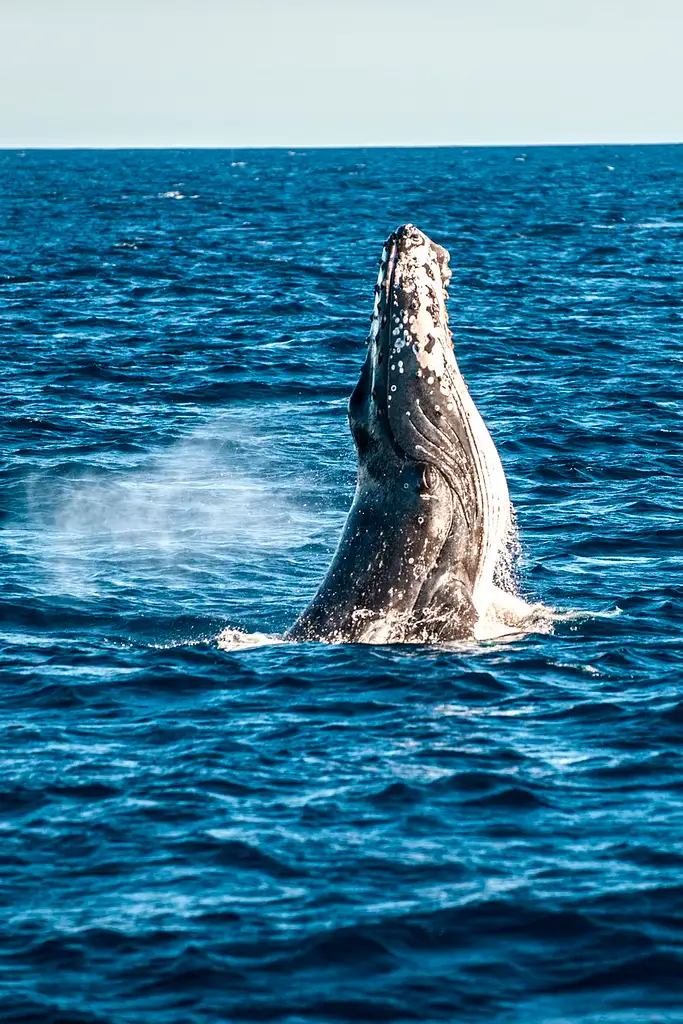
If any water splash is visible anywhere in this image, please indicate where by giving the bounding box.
[215,627,287,651]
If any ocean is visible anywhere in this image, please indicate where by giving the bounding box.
[1,146,682,1022]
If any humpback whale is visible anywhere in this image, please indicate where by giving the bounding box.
[288,224,524,644]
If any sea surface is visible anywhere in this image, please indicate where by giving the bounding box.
[1,146,682,1023]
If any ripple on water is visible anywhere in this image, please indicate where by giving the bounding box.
[1,146,682,1022]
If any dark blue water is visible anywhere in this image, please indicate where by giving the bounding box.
[1,147,682,1023]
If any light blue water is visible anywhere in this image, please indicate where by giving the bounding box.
[1,146,682,1023]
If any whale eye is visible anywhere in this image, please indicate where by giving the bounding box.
[421,464,439,493]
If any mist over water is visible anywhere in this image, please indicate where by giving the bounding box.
[17,412,324,605]
[1,147,683,1023]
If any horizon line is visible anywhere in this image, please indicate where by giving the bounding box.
[1,139,682,152]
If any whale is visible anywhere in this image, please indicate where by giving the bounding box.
[287,224,523,644]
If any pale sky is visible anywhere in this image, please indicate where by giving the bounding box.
[1,0,681,148]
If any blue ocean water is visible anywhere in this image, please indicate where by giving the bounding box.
[1,146,682,1023]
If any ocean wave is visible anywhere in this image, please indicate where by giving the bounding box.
[1,146,682,1023]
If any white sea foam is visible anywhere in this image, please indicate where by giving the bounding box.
[215,628,286,651]
[635,220,683,230]
[212,598,618,650]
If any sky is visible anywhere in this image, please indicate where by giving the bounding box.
[0,0,681,148]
